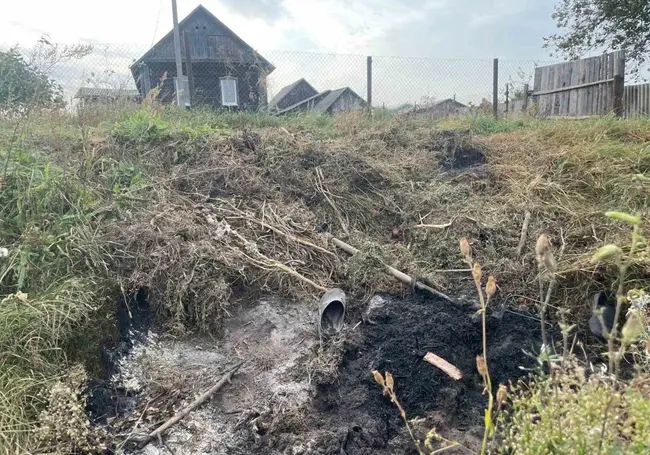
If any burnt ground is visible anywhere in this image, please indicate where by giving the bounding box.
[262,292,543,455]
[95,287,544,455]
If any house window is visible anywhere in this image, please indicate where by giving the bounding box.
[220,77,238,106]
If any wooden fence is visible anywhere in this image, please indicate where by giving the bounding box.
[623,83,650,118]
[528,51,625,118]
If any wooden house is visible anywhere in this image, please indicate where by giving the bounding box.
[130,5,274,110]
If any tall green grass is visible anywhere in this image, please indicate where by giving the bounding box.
[0,148,113,450]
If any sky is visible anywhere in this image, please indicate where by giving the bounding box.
[0,0,559,106]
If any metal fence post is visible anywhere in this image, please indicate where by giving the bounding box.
[367,56,373,114]
[493,58,499,119]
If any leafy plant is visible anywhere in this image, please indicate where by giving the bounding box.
[591,211,646,376]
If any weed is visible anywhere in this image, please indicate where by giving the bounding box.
[460,238,499,455]
[371,371,464,454]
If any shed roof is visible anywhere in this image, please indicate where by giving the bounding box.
[276,90,331,115]
[312,87,365,113]
[268,78,317,111]
[74,87,140,99]
[132,4,274,71]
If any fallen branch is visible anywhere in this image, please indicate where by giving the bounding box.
[230,229,328,292]
[516,211,532,259]
[135,362,244,449]
[329,235,459,306]
[433,268,472,273]
[231,215,335,257]
[412,217,456,229]
[423,352,463,380]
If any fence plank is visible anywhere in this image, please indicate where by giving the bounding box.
[569,60,579,116]
[613,51,625,116]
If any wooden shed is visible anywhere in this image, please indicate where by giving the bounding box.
[268,79,318,112]
[74,87,140,108]
[277,87,366,115]
[130,4,274,110]
[404,99,468,119]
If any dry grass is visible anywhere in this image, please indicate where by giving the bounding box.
[1,104,649,451]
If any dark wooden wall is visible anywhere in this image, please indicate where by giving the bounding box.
[144,11,260,64]
[143,61,267,110]
[328,90,366,114]
[276,81,318,111]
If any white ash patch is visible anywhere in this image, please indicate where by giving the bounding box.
[114,297,317,454]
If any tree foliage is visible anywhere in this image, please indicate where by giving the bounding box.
[545,0,650,77]
[0,47,63,110]
[0,37,93,113]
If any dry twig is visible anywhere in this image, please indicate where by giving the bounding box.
[134,362,244,449]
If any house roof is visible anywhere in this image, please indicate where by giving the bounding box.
[432,98,468,108]
[131,4,274,72]
[268,78,317,111]
[74,87,140,99]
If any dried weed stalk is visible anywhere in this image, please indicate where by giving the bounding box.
[460,237,499,455]
[371,371,462,454]
[535,233,557,351]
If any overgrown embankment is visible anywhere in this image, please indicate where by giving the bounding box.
[1,106,649,451]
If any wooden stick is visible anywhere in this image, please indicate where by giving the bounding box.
[516,211,532,260]
[423,352,463,380]
[412,219,454,229]
[136,362,244,449]
[329,236,459,306]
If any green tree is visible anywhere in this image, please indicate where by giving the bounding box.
[545,0,650,76]
[0,47,63,110]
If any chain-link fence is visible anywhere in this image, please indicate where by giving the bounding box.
[0,41,555,114]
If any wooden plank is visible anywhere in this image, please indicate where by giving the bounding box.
[533,66,543,114]
[587,56,594,115]
[569,60,579,116]
[600,53,608,114]
[546,65,555,116]
[561,61,570,115]
[553,62,562,115]
[613,50,625,116]
[537,66,546,115]
[582,58,591,116]
[602,53,616,114]
[531,78,616,96]
[577,58,586,116]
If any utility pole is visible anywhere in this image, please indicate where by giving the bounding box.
[171,0,184,106]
